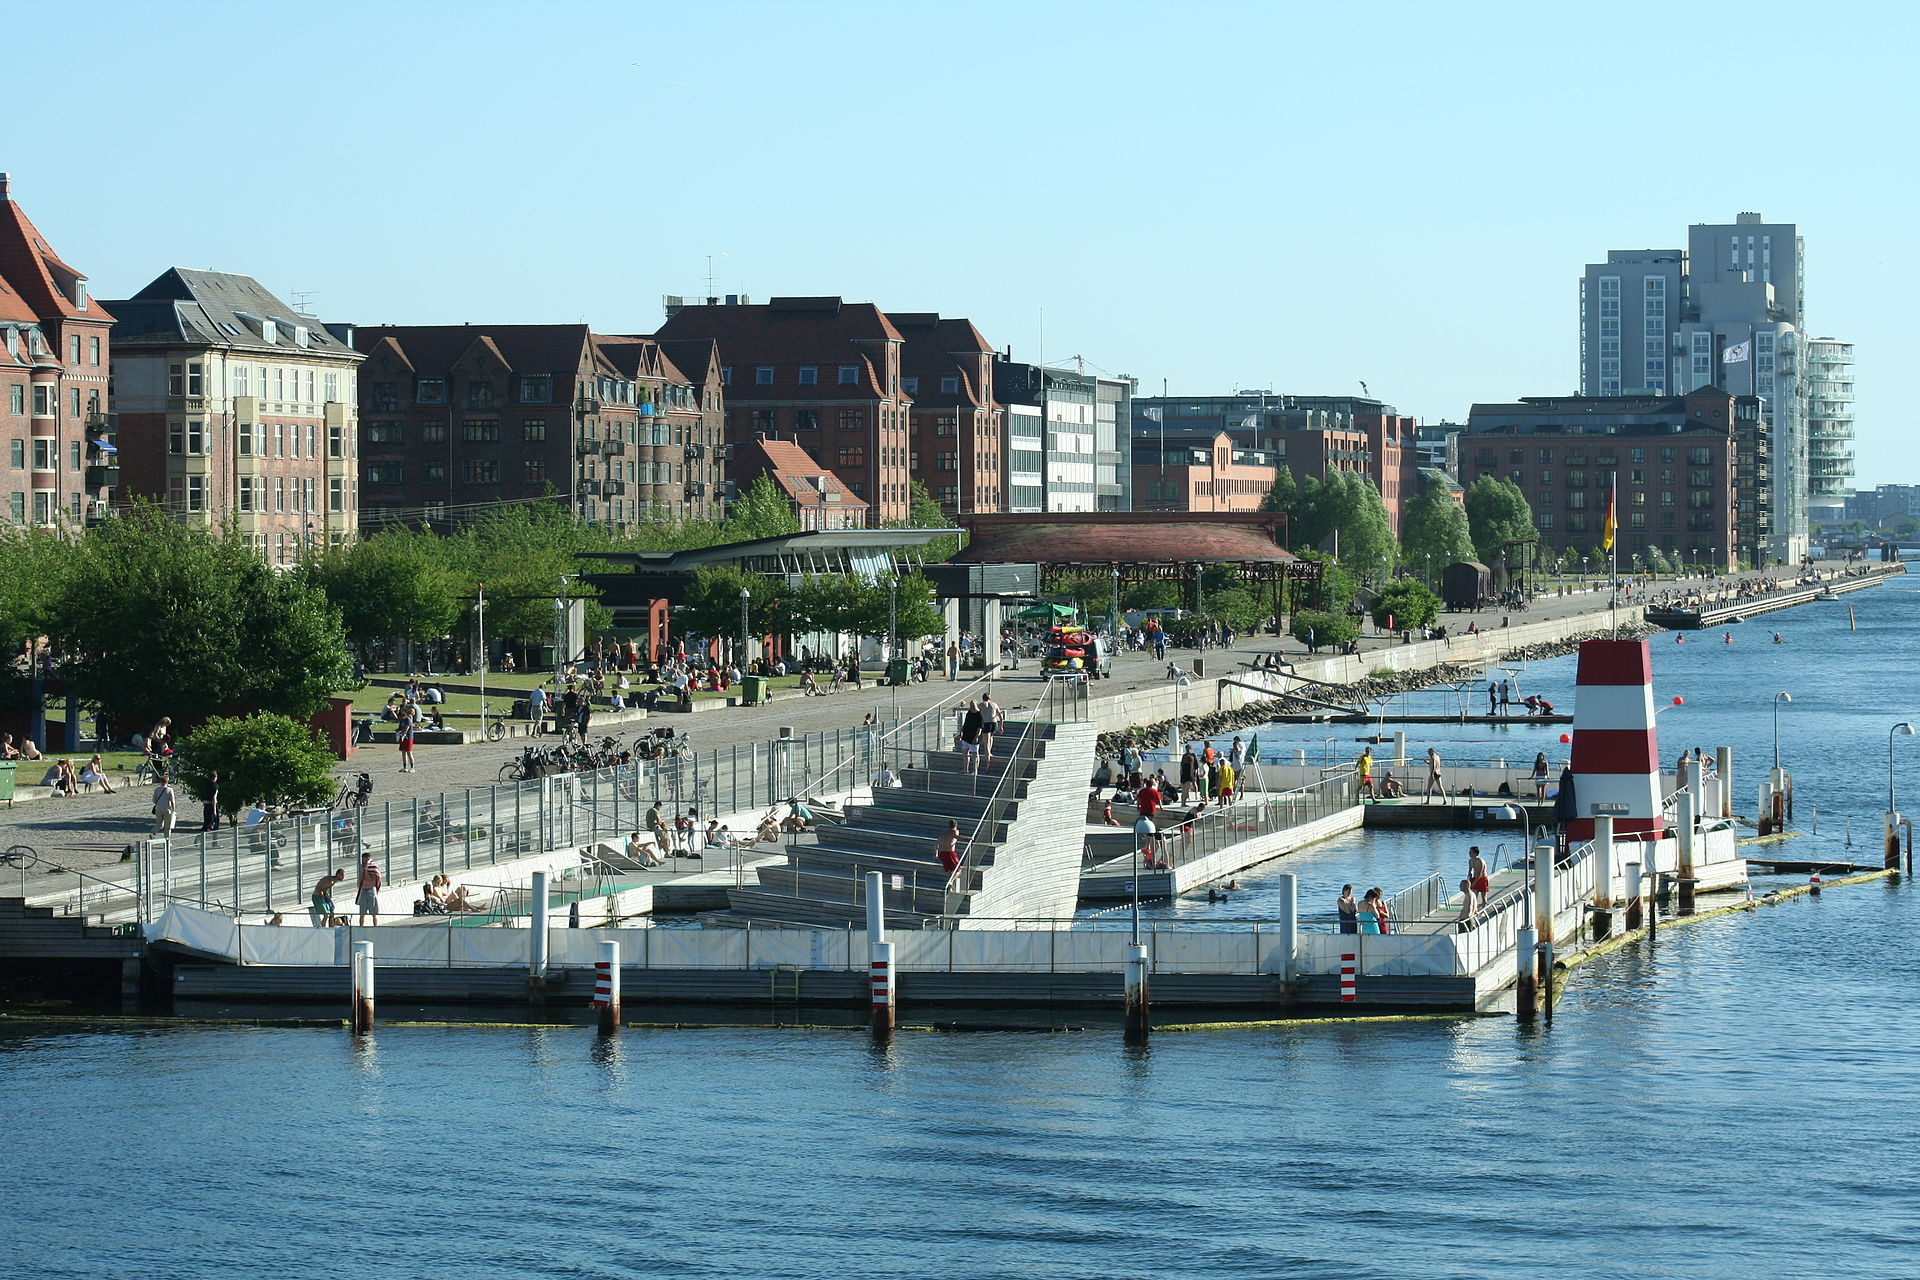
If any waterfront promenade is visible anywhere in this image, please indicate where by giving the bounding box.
[1,562,1891,904]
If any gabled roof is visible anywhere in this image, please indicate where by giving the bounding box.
[734,436,869,514]
[106,268,354,356]
[352,323,595,376]
[654,297,902,400]
[655,337,722,387]
[892,312,996,409]
[0,174,111,326]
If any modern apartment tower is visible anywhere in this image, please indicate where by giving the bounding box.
[1804,337,1854,523]
[1580,213,1834,562]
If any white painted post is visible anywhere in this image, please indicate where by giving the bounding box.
[1622,859,1644,930]
[1886,811,1904,872]
[1676,790,1699,913]
[594,939,621,1032]
[1717,746,1733,818]
[1123,942,1150,1040]
[982,598,1003,680]
[530,870,550,979]
[1273,873,1298,982]
[351,939,374,1033]
[864,869,884,949]
[1393,731,1406,767]
[1592,814,1616,909]
[1293,748,1307,766]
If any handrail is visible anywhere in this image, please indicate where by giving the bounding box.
[940,675,1074,918]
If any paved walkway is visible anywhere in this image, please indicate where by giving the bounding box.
[0,564,1849,891]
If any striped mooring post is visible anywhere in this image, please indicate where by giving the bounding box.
[1566,638,1666,848]
[865,870,893,1038]
[593,939,621,1033]
[1338,951,1357,1004]
[350,939,375,1035]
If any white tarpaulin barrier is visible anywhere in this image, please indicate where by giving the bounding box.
[1296,933,1465,977]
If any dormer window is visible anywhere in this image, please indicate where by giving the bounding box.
[294,326,309,348]
[74,280,87,312]
[261,319,278,344]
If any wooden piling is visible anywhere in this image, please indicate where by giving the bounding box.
[1515,927,1538,1022]
[1123,943,1151,1042]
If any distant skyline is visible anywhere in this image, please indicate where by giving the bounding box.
[9,0,1915,484]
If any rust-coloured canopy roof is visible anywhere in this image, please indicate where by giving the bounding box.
[952,513,1295,566]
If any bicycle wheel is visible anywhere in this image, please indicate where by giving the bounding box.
[486,719,506,742]
[498,762,523,782]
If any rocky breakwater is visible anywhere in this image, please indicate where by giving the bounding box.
[1094,624,1657,758]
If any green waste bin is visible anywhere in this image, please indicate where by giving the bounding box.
[887,658,911,686]
[741,674,769,706]
[0,760,15,805]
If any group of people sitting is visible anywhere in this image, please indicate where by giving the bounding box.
[412,874,489,915]
[3,737,118,796]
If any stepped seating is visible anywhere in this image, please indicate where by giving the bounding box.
[721,718,1078,929]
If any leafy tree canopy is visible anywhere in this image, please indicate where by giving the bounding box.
[1464,476,1536,567]
[1398,488,1475,581]
[173,712,339,815]
[1369,580,1441,630]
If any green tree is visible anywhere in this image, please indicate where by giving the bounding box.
[1290,475,1332,552]
[1398,488,1475,584]
[301,529,462,652]
[1369,580,1441,630]
[1260,466,1297,517]
[723,474,802,542]
[1290,609,1358,651]
[47,505,352,729]
[1323,473,1397,582]
[1464,476,1535,568]
[679,566,788,644]
[892,479,961,563]
[1292,550,1355,613]
[173,712,339,816]
[876,571,943,645]
[0,524,71,657]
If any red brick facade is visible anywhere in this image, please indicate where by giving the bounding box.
[892,313,1002,514]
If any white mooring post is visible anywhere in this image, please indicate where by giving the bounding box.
[595,939,621,1033]
[1532,840,1555,948]
[1675,790,1697,913]
[1622,860,1644,931]
[530,870,550,981]
[1273,873,1298,983]
[1717,746,1734,818]
[1123,943,1150,1042]
[1515,926,1539,1022]
[351,939,375,1034]
[866,871,893,1037]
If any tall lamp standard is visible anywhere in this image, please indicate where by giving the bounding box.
[1109,566,1121,639]
[1888,722,1915,817]
[739,587,751,671]
[1167,666,1193,761]
[475,583,487,731]
[1890,722,1917,871]
[1771,691,1792,770]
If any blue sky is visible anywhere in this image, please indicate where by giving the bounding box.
[11,0,1915,482]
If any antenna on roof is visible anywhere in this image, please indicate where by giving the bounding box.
[1359,380,1370,397]
[291,291,318,317]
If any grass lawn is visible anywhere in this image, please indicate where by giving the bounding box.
[339,673,833,720]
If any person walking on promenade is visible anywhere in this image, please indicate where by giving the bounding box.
[355,851,383,925]
[396,701,418,773]
[529,683,547,734]
[1228,736,1245,772]
[1179,745,1200,804]
[151,773,177,838]
[1466,845,1491,913]
[957,701,985,775]
[1355,747,1376,799]
[201,770,221,832]
[946,640,960,681]
[1337,884,1359,934]
[1531,752,1549,802]
[1424,747,1444,803]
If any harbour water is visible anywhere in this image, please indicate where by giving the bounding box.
[7,581,1920,1278]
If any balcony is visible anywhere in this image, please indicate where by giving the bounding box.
[605,479,628,496]
[578,478,602,496]
[576,398,602,416]
[684,443,706,461]
[685,482,707,498]
[576,437,600,456]
[84,411,118,430]
[85,464,120,490]
[601,438,627,457]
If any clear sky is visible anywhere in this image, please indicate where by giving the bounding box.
[9,0,1915,482]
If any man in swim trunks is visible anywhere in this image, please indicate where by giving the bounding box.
[311,868,346,927]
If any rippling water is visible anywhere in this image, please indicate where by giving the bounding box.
[7,582,1920,1279]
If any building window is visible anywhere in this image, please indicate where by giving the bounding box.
[755,367,774,386]
[417,378,447,404]
[795,410,819,430]
[468,379,495,408]
[838,366,859,386]
[422,461,446,484]
[520,375,552,404]
[837,444,866,468]
[32,438,55,470]
[523,419,547,442]
[32,385,54,417]
[524,459,546,483]
[365,462,404,485]
[798,366,818,385]
[370,381,398,411]
[751,409,774,432]
[8,385,21,415]
[465,459,500,483]
[418,423,447,445]
[838,410,863,430]
[462,420,500,443]
[941,376,959,395]
[1689,448,1711,466]
[366,422,404,444]
[329,477,346,513]
[1538,470,1554,486]
[1661,490,1676,507]
[720,367,732,386]
[6,492,21,524]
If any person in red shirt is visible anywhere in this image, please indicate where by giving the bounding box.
[1135,779,1162,819]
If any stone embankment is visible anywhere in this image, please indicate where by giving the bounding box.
[1093,624,1656,758]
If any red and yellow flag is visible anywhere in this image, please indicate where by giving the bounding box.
[1602,484,1617,552]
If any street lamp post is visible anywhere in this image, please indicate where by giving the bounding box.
[1771,692,1792,770]
[1890,722,1918,871]
[1109,566,1121,638]
[739,587,751,670]
[1889,722,1915,816]
[1168,667,1192,761]
[475,583,487,729]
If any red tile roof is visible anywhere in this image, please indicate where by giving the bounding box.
[353,323,596,376]
[0,177,112,326]
[952,513,1296,565]
[654,298,902,401]
[733,435,869,515]
[893,312,996,408]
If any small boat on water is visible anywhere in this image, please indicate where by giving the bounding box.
[1815,588,1840,601]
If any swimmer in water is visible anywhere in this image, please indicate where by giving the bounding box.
[1723,632,1733,643]
[1675,634,1686,644]
[1772,632,1783,644]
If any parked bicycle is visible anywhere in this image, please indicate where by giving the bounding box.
[481,702,509,743]
[329,771,373,810]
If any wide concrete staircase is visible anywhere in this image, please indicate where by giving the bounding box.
[719,717,1097,930]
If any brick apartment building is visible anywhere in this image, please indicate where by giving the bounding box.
[1132,393,1420,532]
[1464,387,1752,569]
[655,296,913,524]
[891,312,1002,514]
[1132,429,1279,512]
[350,325,725,531]
[106,270,362,562]
[0,174,116,529]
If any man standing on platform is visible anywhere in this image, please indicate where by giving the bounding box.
[1424,747,1445,803]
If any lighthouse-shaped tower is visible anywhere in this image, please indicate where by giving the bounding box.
[1566,638,1665,843]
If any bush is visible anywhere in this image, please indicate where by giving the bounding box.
[173,712,339,819]
[1291,609,1358,652]
[1369,580,1441,630]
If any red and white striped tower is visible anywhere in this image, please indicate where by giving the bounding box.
[1567,638,1665,844]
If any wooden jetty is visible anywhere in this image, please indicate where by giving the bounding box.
[1644,564,1902,630]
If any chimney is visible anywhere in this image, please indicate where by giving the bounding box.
[0,172,10,200]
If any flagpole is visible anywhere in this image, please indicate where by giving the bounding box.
[1609,473,1619,638]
